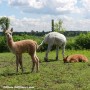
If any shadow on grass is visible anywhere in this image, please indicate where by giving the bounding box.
[0,71,31,77]
[47,59,59,62]
[40,59,61,63]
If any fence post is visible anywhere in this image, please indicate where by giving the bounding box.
[51,19,54,32]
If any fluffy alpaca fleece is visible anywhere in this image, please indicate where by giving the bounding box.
[38,32,66,61]
[5,28,39,73]
[63,54,88,63]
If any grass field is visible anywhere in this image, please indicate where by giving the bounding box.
[0,50,90,90]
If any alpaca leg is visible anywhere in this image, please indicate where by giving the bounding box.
[62,45,65,59]
[56,46,59,60]
[44,45,52,61]
[35,55,39,72]
[19,55,24,73]
[31,55,36,72]
[16,55,19,73]
[31,61,35,73]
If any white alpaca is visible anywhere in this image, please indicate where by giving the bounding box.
[39,32,66,61]
[5,28,39,73]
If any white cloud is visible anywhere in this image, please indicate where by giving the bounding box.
[28,0,44,9]
[8,0,81,15]
[8,16,51,32]
[0,15,90,32]
[0,0,90,31]
[80,0,90,19]
[55,0,79,13]
[4,15,89,32]
[82,0,90,11]
[63,17,90,31]
[0,0,2,4]
[8,0,28,6]
[8,0,44,9]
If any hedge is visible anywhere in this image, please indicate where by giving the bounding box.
[0,33,90,52]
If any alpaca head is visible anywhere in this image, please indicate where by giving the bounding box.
[5,28,13,40]
[63,56,68,63]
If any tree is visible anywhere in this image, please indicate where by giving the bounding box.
[58,19,63,31]
[54,19,65,33]
[54,21,59,32]
[0,17,10,31]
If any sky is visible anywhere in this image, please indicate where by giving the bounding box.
[0,0,90,32]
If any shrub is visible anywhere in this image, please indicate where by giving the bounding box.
[0,35,43,52]
[75,33,90,49]
[13,35,43,45]
[1,33,90,52]
[66,37,76,50]
[0,36,9,52]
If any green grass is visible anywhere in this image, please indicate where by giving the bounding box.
[0,50,90,90]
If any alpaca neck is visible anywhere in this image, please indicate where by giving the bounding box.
[7,38,14,49]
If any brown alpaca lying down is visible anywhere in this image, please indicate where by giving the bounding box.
[63,54,88,63]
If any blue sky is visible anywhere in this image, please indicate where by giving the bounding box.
[0,0,90,32]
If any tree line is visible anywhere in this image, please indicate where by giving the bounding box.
[0,17,89,37]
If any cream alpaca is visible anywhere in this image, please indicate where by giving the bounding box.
[39,32,66,61]
[5,28,39,73]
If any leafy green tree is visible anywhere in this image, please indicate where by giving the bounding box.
[54,19,65,33]
[0,17,10,31]
[54,22,59,32]
[58,19,63,31]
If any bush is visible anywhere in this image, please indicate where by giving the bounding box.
[75,33,90,49]
[0,35,43,52]
[13,35,43,45]
[0,33,90,52]
[0,36,9,52]
[66,37,76,50]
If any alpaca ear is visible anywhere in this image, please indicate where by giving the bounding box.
[64,56,68,59]
[11,28,13,32]
[66,55,68,58]
[66,55,68,59]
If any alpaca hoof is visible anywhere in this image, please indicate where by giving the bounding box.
[44,57,48,62]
